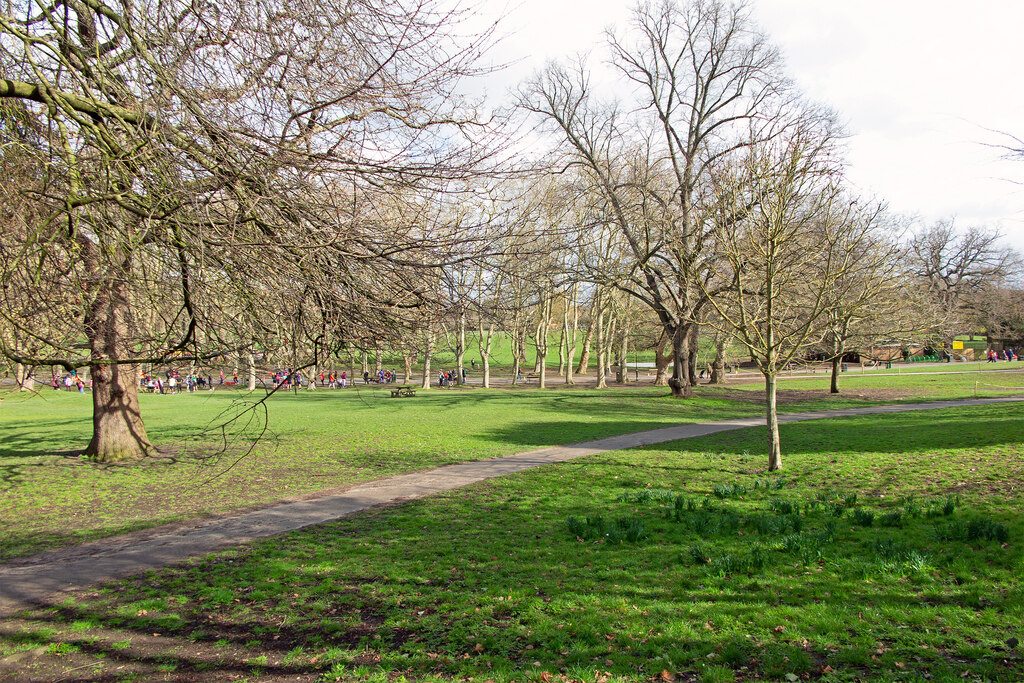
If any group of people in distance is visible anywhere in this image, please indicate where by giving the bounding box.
[321,372,348,388]
[361,369,397,384]
[46,365,473,394]
[987,348,1018,362]
[52,373,88,393]
[140,370,211,394]
[438,368,465,387]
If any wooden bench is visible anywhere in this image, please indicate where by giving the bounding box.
[390,385,416,398]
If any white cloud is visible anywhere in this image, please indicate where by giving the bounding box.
[476,0,1024,250]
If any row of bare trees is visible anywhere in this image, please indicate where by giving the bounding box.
[1,0,1019,470]
[514,0,1021,469]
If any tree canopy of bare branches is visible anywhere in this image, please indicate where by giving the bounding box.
[0,0,498,460]
[519,0,791,397]
[907,221,1022,346]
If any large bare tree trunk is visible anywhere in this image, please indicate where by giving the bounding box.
[375,349,382,375]
[595,297,607,389]
[536,294,552,389]
[403,352,413,384]
[557,312,566,376]
[654,333,671,386]
[687,324,699,386]
[667,325,693,398]
[617,321,630,384]
[830,356,841,394]
[537,338,547,389]
[604,312,618,383]
[510,317,525,385]
[421,331,433,390]
[564,287,578,385]
[247,353,257,391]
[456,312,467,384]
[533,320,543,373]
[575,300,597,375]
[83,265,154,462]
[765,372,782,471]
[16,363,35,391]
[478,319,494,388]
[307,359,317,391]
[86,361,153,462]
[710,338,726,385]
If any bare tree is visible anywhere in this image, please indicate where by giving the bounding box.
[816,202,907,393]
[706,112,848,471]
[972,286,1024,346]
[907,221,1022,352]
[520,0,789,397]
[0,0,496,459]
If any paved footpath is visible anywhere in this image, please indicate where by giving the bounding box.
[2,396,1022,615]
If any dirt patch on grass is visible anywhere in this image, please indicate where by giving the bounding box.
[0,617,323,681]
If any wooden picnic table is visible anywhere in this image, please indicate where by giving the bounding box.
[390,385,417,398]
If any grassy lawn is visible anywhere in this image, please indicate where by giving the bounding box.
[2,403,1021,681]
[1,368,1023,562]
[3,385,764,561]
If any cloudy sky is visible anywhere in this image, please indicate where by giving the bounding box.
[482,0,1024,252]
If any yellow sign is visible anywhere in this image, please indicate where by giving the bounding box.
[952,341,964,350]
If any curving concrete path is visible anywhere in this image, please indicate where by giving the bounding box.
[2,395,1022,615]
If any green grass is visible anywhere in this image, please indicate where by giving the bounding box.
[753,363,1024,395]
[3,403,1021,681]
[1,365,1022,562]
[0,385,767,561]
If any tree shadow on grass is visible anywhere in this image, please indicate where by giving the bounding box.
[476,403,1024,456]
[5,520,1022,682]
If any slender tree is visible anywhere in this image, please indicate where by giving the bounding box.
[706,112,848,471]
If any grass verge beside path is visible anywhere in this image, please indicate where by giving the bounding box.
[2,370,1023,562]
[2,402,1022,682]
